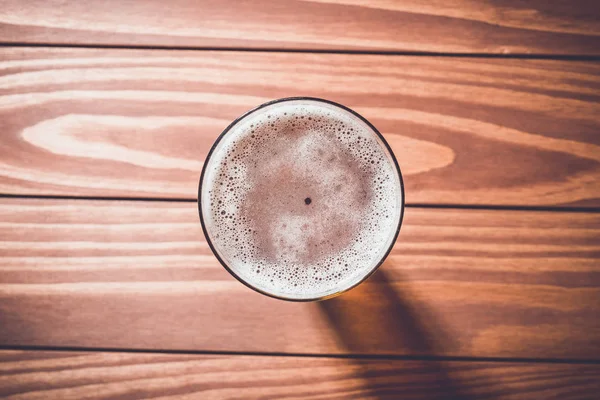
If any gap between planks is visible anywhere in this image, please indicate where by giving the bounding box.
[1,194,599,213]
[1,42,600,61]
[2,345,600,366]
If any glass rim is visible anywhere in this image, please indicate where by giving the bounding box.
[198,96,405,302]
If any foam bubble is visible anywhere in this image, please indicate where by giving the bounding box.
[200,99,403,300]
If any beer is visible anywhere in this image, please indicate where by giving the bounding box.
[199,98,404,301]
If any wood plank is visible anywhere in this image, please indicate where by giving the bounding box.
[1,0,600,55]
[1,350,599,400]
[0,198,598,360]
[1,48,599,207]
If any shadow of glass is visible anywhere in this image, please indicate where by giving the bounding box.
[319,265,470,399]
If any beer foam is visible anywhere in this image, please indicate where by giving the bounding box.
[200,99,403,300]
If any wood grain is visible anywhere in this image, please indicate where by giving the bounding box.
[1,198,598,359]
[1,48,599,207]
[1,350,599,400]
[1,0,599,54]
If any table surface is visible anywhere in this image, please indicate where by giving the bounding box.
[1,1,599,399]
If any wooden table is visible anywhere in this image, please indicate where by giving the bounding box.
[1,1,599,398]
